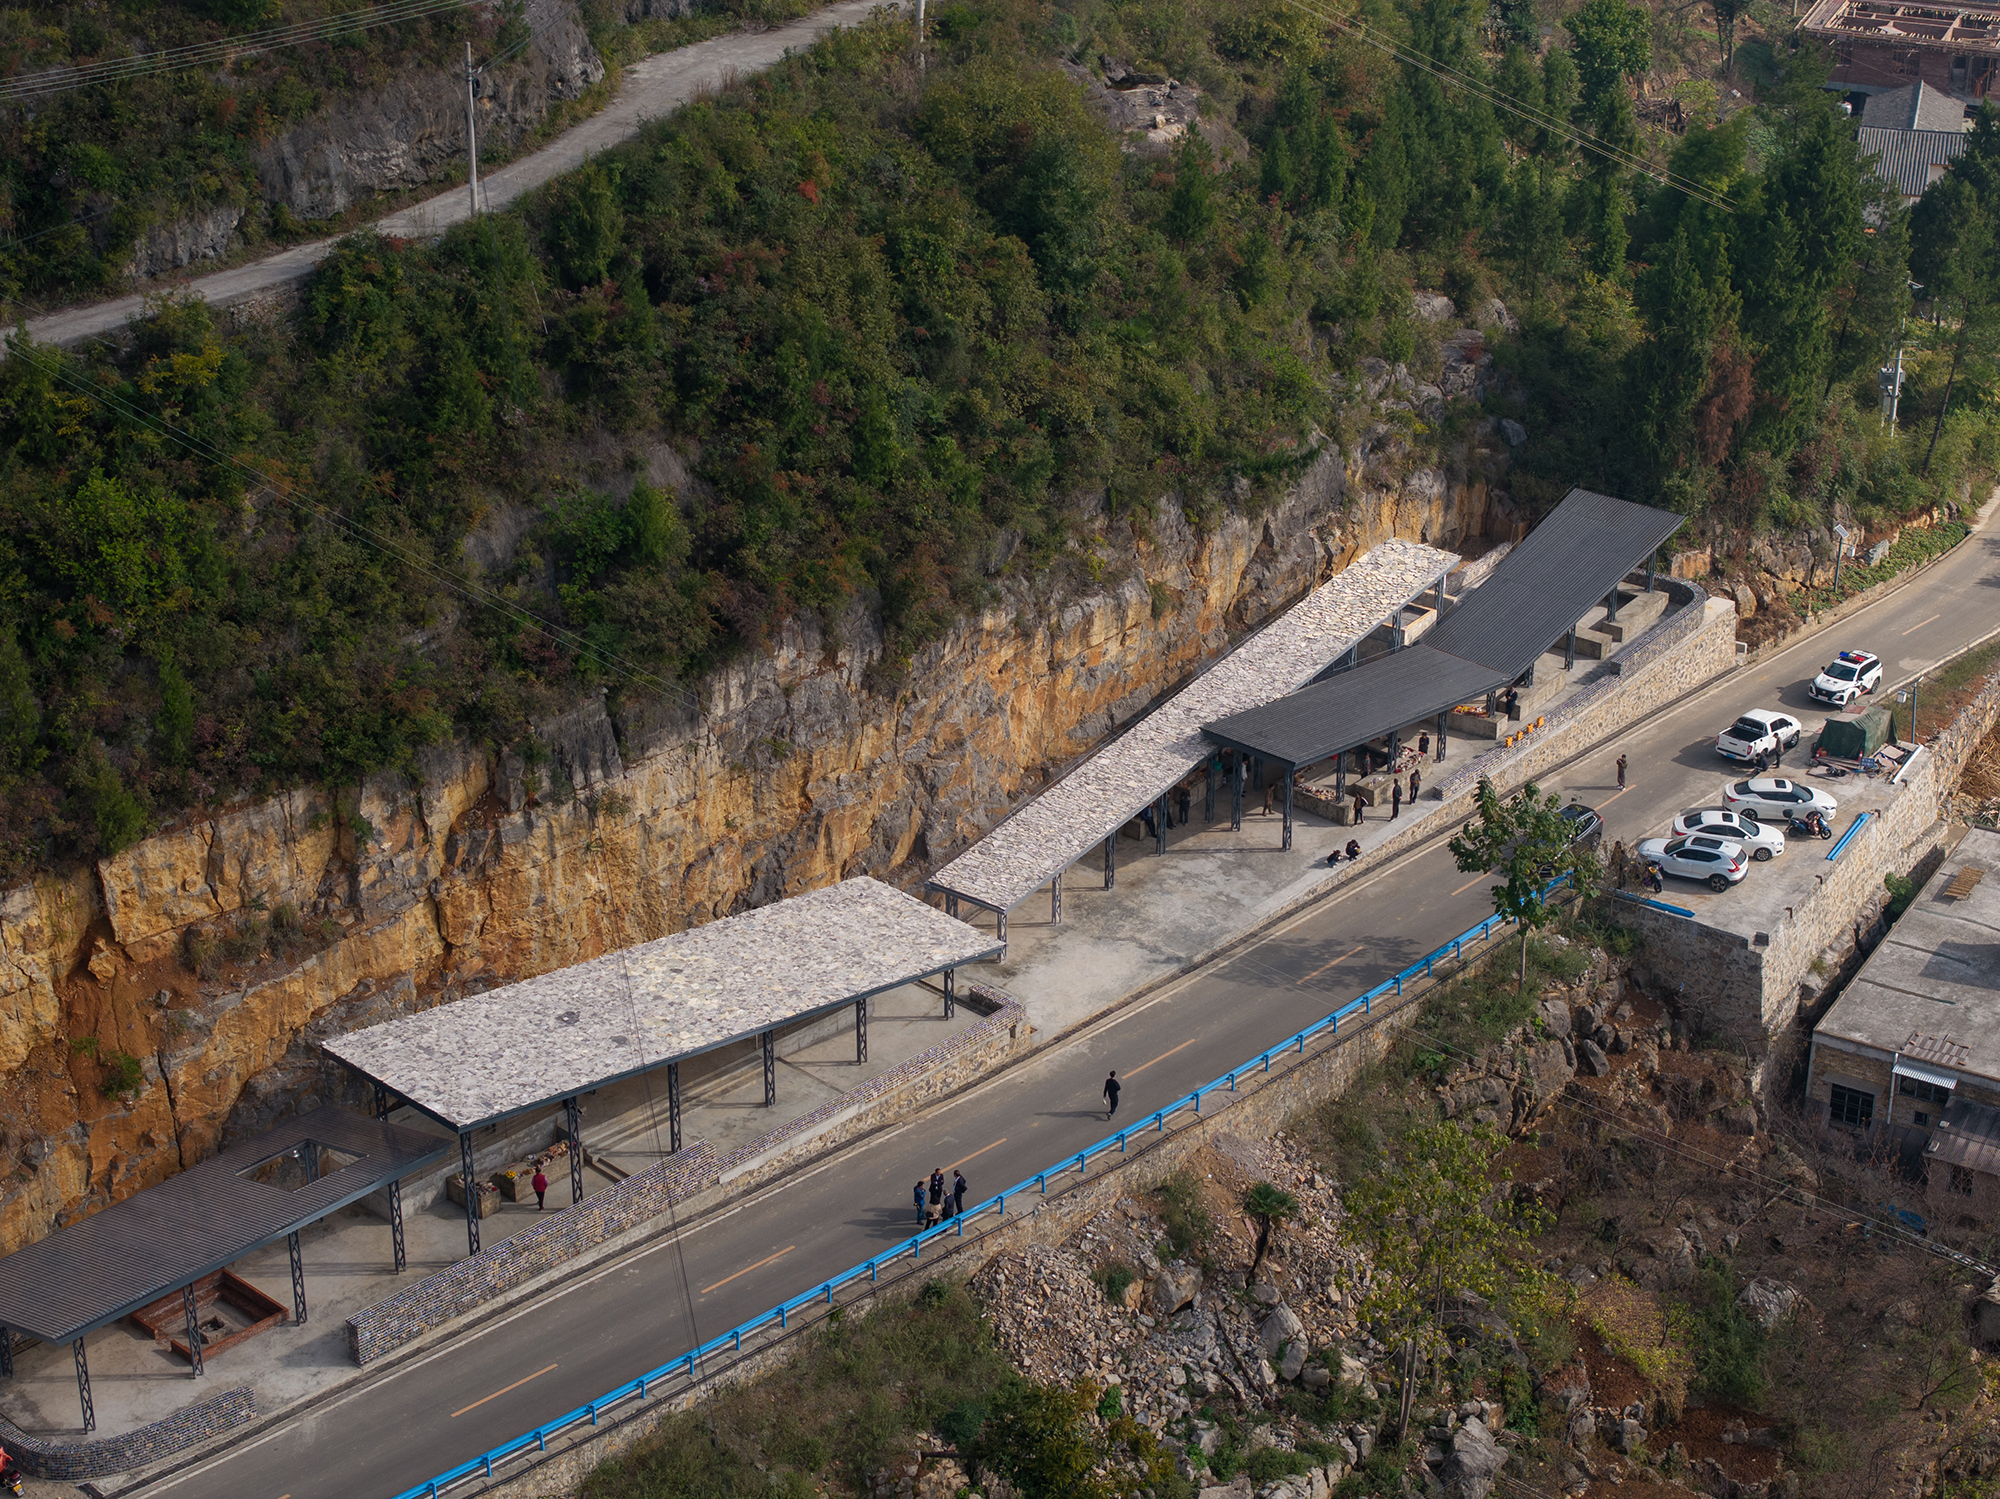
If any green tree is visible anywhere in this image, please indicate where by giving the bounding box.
[963,1378,1111,1499]
[1243,1181,1301,1267]
[0,631,38,773]
[1566,0,1651,108]
[1494,44,1545,152]
[1339,1120,1549,1356]
[1632,222,1725,482]
[1540,47,1581,151]
[1163,135,1217,245]
[1507,158,1566,314]
[156,659,195,767]
[547,163,625,289]
[1448,778,1596,988]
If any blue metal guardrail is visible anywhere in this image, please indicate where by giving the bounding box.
[1827,810,1873,861]
[1610,889,1697,919]
[390,882,1565,1499]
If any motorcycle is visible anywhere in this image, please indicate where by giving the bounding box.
[1,1460,21,1496]
[1640,862,1664,894]
[1787,812,1834,841]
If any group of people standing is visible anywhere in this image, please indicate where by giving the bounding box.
[915,1166,969,1227]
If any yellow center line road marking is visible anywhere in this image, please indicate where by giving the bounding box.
[699,1245,796,1296]
[1449,874,1488,898]
[1903,613,1941,636]
[1598,786,1630,807]
[451,1363,559,1418]
[1297,943,1366,983]
[1126,1037,1202,1077]
[949,1137,1008,1170]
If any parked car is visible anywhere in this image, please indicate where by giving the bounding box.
[1715,708,1805,763]
[1808,649,1883,707]
[1671,807,1784,861]
[1636,834,1749,892]
[1721,777,1839,820]
[1558,802,1605,852]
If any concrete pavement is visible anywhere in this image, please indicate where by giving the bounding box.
[16,0,900,352]
[115,494,2000,1499]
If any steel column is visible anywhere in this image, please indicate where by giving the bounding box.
[288,1231,307,1325]
[1607,587,1620,622]
[944,967,957,1019]
[0,1324,11,1377]
[855,998,868,1063]
[1565,627,1576,670]
[565,1098,584,1206]
[1051,870,1062,924]
[997,911,1007,953]
[1104,833,1116,890]
[1205,764,1216,822]
[1437,711,1448,761]
[668,1062,682,1154]
[945,892,958,920]
[1231,757,1244,831]
[183,1283,204,1377]
[74,1338,94,1433]
[1646,559,1656,592]
[1335,755,1346,802]
[460,1132,480,1257]
[761,1030,776,1106]
[389,1176,407,1272]
[373,1083,390,1120]
[1154,797,1166,855]
[1282,768,1295,852]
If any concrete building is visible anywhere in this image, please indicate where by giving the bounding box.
[1923,1095,2000,1223]
[1807,828,2000,1171]
[1802,0,2000,101]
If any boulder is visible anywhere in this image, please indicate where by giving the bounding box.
[1500,418,1527,447]
[1479,296,1520,333]
[1612,1418,1647,1453]
[1440,1420,1506,1499]
[1279,1339,1308,1381]
[1259,1304,1306,1357]
[1737,1277,1801,1332]
[1335,1352,1370,1391]
[1537,1000,1572,1039]
[1302,1363,1332,1390]
[1154,1262,1203,1315]
[1413,291,1457,323]
[1576,1039,1610,1077]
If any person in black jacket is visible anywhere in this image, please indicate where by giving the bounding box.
[1102,1071,1121,1121]
[953,1170,968,1217]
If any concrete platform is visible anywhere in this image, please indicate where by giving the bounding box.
[0,983,975,1440]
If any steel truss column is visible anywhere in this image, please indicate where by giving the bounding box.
[389,1176,407,1273]
[0,1324,12,1378]
[1607,587,1620,622]
[1565,627,1576,670]
[373,1083,390,1120]
[1282,768,1295,851]
[1051,870,1062,924]
[944,967,957,1019]
[1646,559,1657,592]
[1104,833,1116,890]
[945,892,958,920]
[74,1339,94,1433]
[997,911,1007,954]
[1205,765,1216,823]
[460,1133,481,1257]
[761,1030,776,1107]
[668,1062,683,1154]
[855,998,868,1063]
[183,1283,204,1377]
[288,1232,307,1325]
[1335,754,1346,804]
[1437,711,1448,762]
[565,1098,584,1206]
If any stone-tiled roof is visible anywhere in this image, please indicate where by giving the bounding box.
[324,878,1001,1131]
[927,539,1458,912]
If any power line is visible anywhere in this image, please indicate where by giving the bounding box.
[1279,0,1739,214]
[0,0,492,103]
[8,337,709,721]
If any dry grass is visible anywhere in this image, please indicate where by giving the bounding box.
[1581,1280,1694,1423]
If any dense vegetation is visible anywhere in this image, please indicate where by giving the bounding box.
[0,0,1996,875]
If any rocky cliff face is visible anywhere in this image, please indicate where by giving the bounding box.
[0,432,1506,1254]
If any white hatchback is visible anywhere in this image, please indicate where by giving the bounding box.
[1721,777,1839,821]
[1671,807,1784,861]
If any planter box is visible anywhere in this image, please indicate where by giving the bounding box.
[130,1269,288,1363]
[446,1173,501,1217]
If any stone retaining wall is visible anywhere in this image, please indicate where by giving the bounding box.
[346,986,1029,1365]
[0,1385,255,1481]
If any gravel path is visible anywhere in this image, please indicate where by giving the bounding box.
[19,0,896,351]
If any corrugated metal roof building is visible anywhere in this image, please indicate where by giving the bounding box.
[1858,123,1969,201]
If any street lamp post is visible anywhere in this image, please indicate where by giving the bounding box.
[1831,523,1850,597]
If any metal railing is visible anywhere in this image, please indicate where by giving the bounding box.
[390,886,1558,1499]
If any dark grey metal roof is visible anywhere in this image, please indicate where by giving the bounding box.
[1927,1095,2000,1178]
[1425,489,1686,678]
[1203,645,1506,769]
[1201,488,1683,767]
[0,1106,448,1345]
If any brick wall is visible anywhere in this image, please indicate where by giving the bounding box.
[0,1385,255,1481]
[346,987,1030,1365]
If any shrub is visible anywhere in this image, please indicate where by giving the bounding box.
[1158,1171,1214,1259]
[1093,1262,1135,1304]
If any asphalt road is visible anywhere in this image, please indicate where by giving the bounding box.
[141,502,2000,1499]
[16,0,894,352]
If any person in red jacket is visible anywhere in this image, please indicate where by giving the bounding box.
[532,1167,549,1211]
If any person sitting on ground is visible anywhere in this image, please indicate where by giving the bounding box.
[1345,839,1361,862]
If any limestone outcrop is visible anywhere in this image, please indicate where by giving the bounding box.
[0,413,1509,1254]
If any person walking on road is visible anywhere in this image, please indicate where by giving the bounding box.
[1615,753,1627,790]
[1391,779,1402,819]
[1102,1070,1121,1121]
[953,1170,968,1217]
[913,1180,927,1225]
[1610,840,1628,890]
[532,1167,549,1211]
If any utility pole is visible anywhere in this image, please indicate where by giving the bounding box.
[1831,523,1849,596]
[465,41,481,217]
[916,0,925,70]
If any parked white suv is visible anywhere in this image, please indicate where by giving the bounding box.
[1809,650,1882,706]
[1636,834,1749,892]
[1671,808,1784,861]
[1715,709,1804,763]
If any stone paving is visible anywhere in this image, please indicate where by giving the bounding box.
[928,540,1459,914]
[326,878,998,1131]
